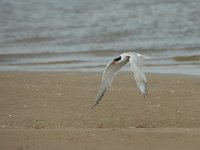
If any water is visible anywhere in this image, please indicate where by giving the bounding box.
[0,0,200,75]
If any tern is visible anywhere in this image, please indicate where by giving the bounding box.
[92,52,147,108]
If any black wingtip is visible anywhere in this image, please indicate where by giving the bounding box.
[91,104,95,109]
[91,102,98,109]
[143,93,148,98]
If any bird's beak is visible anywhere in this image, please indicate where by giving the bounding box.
[111,61,116,64]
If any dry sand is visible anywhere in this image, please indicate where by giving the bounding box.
[0,72,200,150]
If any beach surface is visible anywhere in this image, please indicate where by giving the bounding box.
[0,72,200,150]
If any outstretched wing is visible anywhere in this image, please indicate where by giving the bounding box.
[129,53,147,96]
[92,61,126,108]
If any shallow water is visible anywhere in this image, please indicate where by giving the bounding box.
[0,0,200,75]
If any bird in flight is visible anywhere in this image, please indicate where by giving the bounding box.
[92,52,147,108]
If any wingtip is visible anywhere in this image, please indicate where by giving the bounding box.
[91,102,98,109]
[143,92,148,98]
[91,104,96,109]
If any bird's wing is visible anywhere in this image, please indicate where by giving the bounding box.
[129,53,148,96]
[92,62,126,108]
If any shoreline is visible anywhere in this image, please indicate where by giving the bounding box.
[0,67,199,76]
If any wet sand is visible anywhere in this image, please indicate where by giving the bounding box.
[0,72,200,150]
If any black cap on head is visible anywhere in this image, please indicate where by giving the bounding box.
[113,56,121,62]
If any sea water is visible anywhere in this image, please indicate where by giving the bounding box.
[0,0,199,75]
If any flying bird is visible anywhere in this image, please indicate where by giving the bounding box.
[92,52,147,108]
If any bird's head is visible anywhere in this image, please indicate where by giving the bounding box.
[111,56,122,64]
[111,55,130,64]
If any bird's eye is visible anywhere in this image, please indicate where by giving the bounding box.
[114,56,121,62]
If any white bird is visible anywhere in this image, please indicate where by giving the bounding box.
[92,52,147,108]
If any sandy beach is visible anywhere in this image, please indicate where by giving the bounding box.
[0,72,200,150]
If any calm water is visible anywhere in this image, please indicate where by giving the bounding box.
[0,0,200,75]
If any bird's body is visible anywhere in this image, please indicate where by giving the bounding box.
[92,52,147,108]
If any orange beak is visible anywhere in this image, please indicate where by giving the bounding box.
[111,61,116,64]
